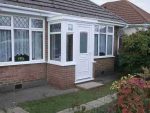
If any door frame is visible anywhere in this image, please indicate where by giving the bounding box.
[75,24,94,83]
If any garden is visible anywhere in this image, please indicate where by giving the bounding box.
[20,30,150,113]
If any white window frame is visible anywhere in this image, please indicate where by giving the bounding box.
[0,14,45,66]
[94,25,115,59]
[48,21,75,66]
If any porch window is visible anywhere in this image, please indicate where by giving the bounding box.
[0,15,44,65]
[66,34,73,61]
[50,34,61,61]
[94,25,114,57]
[50,23,61,61]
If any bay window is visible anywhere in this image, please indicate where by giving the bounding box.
[94,25,114,57]
[0,14,44,65]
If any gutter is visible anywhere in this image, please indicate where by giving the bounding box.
[127,24,150,27]
[0,3,127,26]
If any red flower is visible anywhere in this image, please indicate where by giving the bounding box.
[122,108,128,113]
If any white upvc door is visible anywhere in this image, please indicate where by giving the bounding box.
[75,25,93,83]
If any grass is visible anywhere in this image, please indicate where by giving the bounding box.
[20,82,115,113]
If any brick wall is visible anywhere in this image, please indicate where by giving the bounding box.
[0,64,47,84]
[47,64,75,89]
[94,58,115,77]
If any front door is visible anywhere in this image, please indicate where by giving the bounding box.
[75,26,93,83]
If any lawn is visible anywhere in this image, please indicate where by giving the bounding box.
[20,82,115,113]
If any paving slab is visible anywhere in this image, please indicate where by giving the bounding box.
[0,110,5,113]
[76,82,104,90]
[7,107,29,113]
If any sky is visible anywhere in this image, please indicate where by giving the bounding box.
[91,0,150,13]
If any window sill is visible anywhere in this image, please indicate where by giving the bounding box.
[48,61,76,66]
[0,60,46,67]
[94,56,115,59]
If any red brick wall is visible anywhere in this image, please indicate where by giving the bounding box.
[0,64,46,84]
[47,64,75,89]
[94,58,115,77]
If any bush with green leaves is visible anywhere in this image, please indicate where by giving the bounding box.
[117,29,150,73]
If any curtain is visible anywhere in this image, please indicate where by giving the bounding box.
[32,31,43,60]
[14,29,29,61]
[0,30,11,62]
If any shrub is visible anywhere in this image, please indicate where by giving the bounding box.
[111,75,150,113]
[117,30,150,73]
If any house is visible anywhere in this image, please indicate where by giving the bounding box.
[102,0,150,36]
[0,0,126,91]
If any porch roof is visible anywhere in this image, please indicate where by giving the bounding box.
[0,0,125,24]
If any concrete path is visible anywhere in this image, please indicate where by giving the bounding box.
[57,93,117,113]
[0,107,29,113]
[0,85,78,109]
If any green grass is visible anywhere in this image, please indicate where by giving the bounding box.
[20,82,115,113]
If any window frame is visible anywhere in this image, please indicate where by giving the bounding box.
[48,22,75,66]
[94,25,114,59]
[0,14,45,66]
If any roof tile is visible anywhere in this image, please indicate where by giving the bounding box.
[101,0,150,24]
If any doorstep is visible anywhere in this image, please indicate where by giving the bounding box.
[76,81,104,90]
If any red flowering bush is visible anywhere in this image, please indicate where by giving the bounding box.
[111,75,150,113]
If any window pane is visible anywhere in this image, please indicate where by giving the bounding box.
[108,26,113,33]
[94,34,98,56]
[0,30,12,62]
[31,19,43,28]
[32,31,43,60]
[14,16,29,28]
[80,32,88,53]
[14,30,29,62]
[100,25,106,33]
[99,34,106,56]
[68,24,73,31]
[107,35,113,55]
[0,16,11,26]
[50,23,61,32]
[95,25,99,32]
[66,34,73,61]
[50,34,61,61]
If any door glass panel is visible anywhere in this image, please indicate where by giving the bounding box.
[80,32,88,53]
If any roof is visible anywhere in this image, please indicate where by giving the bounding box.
[101,0,150,24]
[0,0,125,23]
